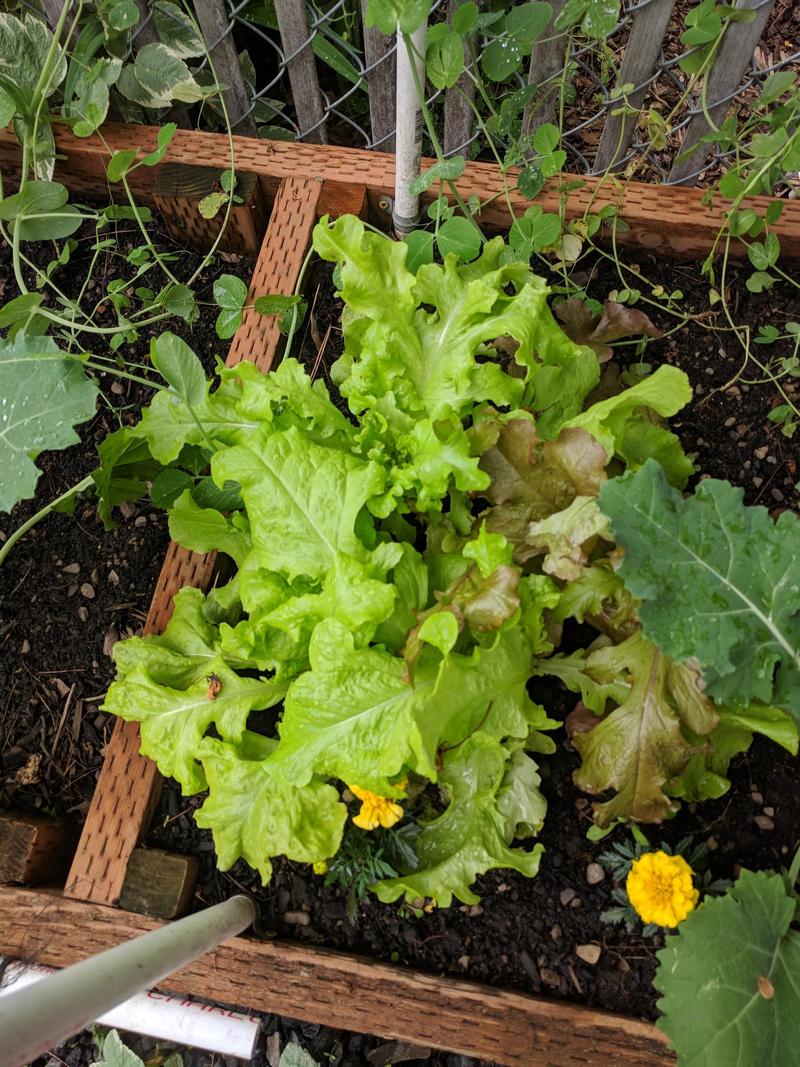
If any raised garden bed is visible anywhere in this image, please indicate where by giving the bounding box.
[2,123,800,1067]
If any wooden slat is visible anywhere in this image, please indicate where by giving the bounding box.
[4,123,798,261]
[443,0,479,156]
[64,177,322,907]
[275,0,328,145]
[360,0,396,152]
[154,164,268,257]
[0,888,675,1066]
[194,0,259,136]
[668,0,777,185]
[521,0,567,138]
[593,0,677,174]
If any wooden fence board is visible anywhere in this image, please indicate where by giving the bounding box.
[594,0,677,175]
[64,176,322,907]
[194,0,259,136]
[522,0,567,138]
[360,0,396,152]
[3,124,799,261]
[0,888,675,1066]
[668,0,777,185]
[275,0,328,144]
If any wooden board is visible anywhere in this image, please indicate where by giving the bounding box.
[0,888,675,1066]
[64,176,323,907]
[0,812,77,885]
[3,123,799,261]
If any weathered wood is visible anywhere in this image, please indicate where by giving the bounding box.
[64,177,323,908]
[0,888,676,1065]
[274,0,328,145]
[360,0,396,151]
[0,812,77,885]
[594,0,677,174]
[118,849,198,919]
[193,0,259,136]
[318,179,369,218]
[154,163,267,257]
[668,0,777,185]
[522,0,567,138]
[443,0,479,156]
[5,124,800,262]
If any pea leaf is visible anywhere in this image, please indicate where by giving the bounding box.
[213,273,248,339]
[0,181,81,242]
[0,335,98,512]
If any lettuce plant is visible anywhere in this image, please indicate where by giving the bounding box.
[101,215,797,907]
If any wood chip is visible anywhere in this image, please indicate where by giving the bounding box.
[576,943,602,965]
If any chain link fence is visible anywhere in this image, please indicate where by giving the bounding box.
[28,0,800,186]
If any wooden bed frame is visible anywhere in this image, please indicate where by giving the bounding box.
[3,122,799,1065]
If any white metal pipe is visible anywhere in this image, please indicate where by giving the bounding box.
[0,895,257,1067]
[393,20,428,234]
[0,962,259,1060]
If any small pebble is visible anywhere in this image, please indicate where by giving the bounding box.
[21,639,30,654]
[755,446,769,460]
[724,417,736,428]
[754,815,775,831]
[707,835,718,850]
[108,569,119,586]
[576,944,602,966]
[752,477,763,488]
[467,904,483,917]
[586,862,605,885]
[119,502,136,519]
[771,489,784,502]
[725,386,741,397]
[763,806,775,817]
[283,910,310,926]
[456,955,470,970]
[80,583,95,600]
[110,381,125,396]
[569,897,582,909]
[560,888,576,906]
[67,583,79,597]
[77,606,89,622]
[550,924,562,942]
[751,791,764,805]
[62,562,80,575]
[134,516,147,528]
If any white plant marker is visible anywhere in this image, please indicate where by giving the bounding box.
[0,895,257,1067]
[393,20,428,234]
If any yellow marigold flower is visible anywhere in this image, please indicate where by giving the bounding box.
[312,860,329,875]
[348,784,404,831]
[626,850,699,927]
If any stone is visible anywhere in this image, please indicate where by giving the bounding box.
[754,815,775,831]
[283,910,310,926]
[576,943,602,965]
[751,791,764,805]
[62,562,80,575]
[560,888,576,906]
[79,583,95,599]
[763,806,775,817]
[585,862,605,885]
[134,516,147,528]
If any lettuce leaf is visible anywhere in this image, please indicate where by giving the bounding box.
[374,733,544,907]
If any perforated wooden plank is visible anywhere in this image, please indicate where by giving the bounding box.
[0,888,675,1066]
[65,178,322,907]
[2,124,800,261]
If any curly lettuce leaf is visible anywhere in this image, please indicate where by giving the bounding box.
[600,460,800,719]
[373,734,544,907]
[274,619,548,794]
[564,365,693,486]
[195,733,346,881]
[569,633,719,824]
[212,425,392,582]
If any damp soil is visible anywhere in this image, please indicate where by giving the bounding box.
[145,249,800,1029]
[0,210,251,818]
[4,238,799,1061]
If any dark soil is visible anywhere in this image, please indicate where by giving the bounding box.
[5,235,799,1064]
[146,247,800,1029]
[0,210,249,817]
